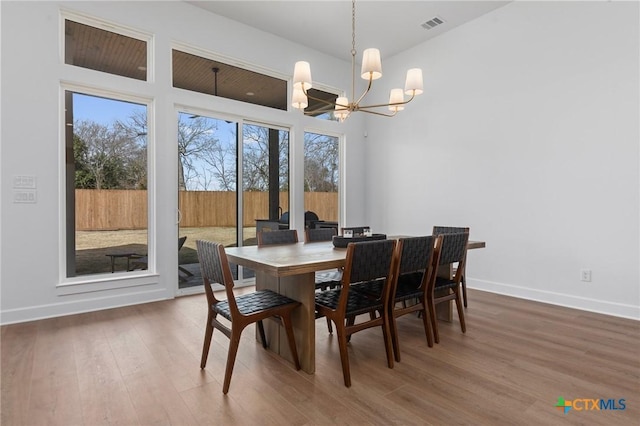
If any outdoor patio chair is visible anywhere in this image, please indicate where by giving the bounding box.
[130,236,193,282]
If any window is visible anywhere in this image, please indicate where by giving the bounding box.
[304,132,339,224]
[64,19,148,81]
[65,91,148,277]
[172,49,287,110]
[172,48,340,120]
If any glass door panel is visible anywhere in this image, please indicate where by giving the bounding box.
[242,123,290,247]
[177,112,238,288]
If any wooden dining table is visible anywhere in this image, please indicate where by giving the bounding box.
[225,238,485,374]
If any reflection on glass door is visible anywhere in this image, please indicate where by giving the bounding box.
[177,112,238,288]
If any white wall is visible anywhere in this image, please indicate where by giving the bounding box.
[0,1,367,324]
[2,1,637,324]
[365,1,639,319]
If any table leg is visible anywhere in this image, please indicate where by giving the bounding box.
[256,271,316,374]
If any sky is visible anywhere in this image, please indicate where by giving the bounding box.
[72,92,146,124]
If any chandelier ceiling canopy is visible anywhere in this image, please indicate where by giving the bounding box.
[291,0,423,122]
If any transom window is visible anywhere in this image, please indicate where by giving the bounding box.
[64,18,148,81]
[172,48,340,120]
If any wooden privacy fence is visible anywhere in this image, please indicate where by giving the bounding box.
[75,189,338,230]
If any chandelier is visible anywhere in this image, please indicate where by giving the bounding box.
[291,0,423,122]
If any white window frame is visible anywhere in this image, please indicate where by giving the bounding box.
[58,83,157,293]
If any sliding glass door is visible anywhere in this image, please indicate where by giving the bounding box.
[177,112,289,287]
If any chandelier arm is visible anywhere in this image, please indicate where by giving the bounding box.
[357,91,417,110]
[357,108,398,118]
[352,75,374,108]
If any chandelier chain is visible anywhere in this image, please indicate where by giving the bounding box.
[351,0,356,56]
[351,0,357,102]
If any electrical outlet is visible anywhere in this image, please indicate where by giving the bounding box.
[580,269,592,282]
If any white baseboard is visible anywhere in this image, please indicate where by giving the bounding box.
[468,278,640,321]
[0,288,171,326]
[5,278,637,325]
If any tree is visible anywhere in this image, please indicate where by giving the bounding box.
[73,120,143,190]
[304,132,338,192]
[176,114,219,190]
[199,129,237,191]
[242,124,289,191]
[114,111,147,189]
[73,134,95,189]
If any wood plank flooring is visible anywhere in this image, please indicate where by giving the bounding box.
[2,288,639,425]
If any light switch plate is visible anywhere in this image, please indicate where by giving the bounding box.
[13,175,37,188]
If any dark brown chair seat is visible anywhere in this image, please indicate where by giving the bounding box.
[213,290,300,320]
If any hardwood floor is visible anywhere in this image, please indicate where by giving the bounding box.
[2,288,639,425]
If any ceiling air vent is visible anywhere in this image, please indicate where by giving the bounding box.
[421,16,445,30]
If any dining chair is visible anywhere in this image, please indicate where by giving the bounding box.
[257,229,298,246]
[196,239,301,394]
[428,231,469,344]
[353,235,441,361]
[315,239,397,387]
[305,227,342,290]
[305,227,342,333]
[305,227,337,243]
[433,226,470,307]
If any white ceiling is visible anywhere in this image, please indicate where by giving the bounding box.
[186,1,511,62]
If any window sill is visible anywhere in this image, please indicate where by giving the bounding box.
[57,272,159,296]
